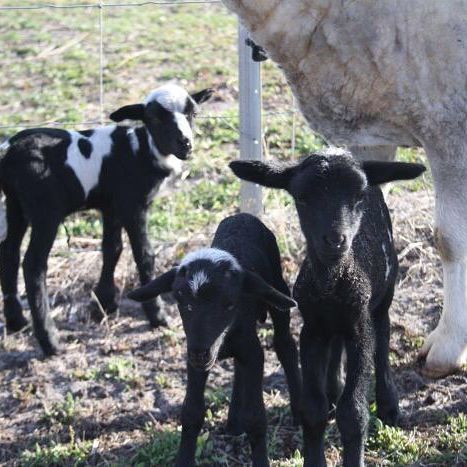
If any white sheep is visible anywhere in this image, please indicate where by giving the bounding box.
[222,0,467,377]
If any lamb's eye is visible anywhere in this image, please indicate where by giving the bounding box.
[186,304,193,312]
[226,304,235,312]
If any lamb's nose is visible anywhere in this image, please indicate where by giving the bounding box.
[324,233,346,248]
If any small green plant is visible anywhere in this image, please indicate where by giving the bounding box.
[21,427,91,466]
[132,425,212,466]
[205,387,229,412]
[155,373,172,389]
[42,392,77,426]
[438,413,467,452]
[103,357,141,387]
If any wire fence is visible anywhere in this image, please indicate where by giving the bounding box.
[0,0,300,147]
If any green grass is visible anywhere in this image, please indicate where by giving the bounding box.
[42,392,77,426]
[21,427,92,467]
[132,425,212,466]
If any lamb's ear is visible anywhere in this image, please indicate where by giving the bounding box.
[242,270,296,310]
[361,161,426,186]
[191,88,214,105]
[127,268,177,302]
[110,104,145,122]
[229,160,294,190]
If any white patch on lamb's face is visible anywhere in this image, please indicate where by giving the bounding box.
[144,83,189,112]
[145,84,194,149]
[189,270,210,295]
[127,128,139,155]
[180,248,241,271]
[65,126,114,198]
[382,242,391,281]
[174,112,193,144]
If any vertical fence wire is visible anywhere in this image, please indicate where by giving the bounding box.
[98,0,105,125]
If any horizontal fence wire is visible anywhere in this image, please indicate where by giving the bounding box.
[0,1,220,10]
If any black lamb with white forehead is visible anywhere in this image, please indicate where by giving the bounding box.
[128,213,301,467]
[0,84,213,357]
[229,150,426,467]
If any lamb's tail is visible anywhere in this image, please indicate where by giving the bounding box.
[0,138,9,243]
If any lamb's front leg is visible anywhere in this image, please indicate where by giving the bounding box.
[337,323,373,467]
[175,364,208,467]
[419,153,467,377]
[300,326,331,467]
[92,209,123,321]
[123,208,168,327]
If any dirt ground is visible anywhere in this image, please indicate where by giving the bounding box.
[0,188,466,466]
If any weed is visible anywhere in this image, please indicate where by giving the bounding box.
[42,392,77,426]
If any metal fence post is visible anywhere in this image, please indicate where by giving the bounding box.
[238,23,262,216]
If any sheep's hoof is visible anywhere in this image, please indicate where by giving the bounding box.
[418,327,467,378]
[89,299,118,323]
[377,407,399,427]
[147,312,169,328]
[6,315,29,333]
[226,418,244,436]
[39,336,63,357]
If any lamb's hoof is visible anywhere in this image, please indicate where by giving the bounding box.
[38,333,63,357]
[418,327,467,378]
[89,302,118,323]
[147,312,169,328]
[6,315,29,333]
[226,419,244,436]
[378,407,399,427]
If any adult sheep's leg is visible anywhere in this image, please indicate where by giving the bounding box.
[419,155,467,377]
[269,307,301,424]
[349,145,397,162]
[300,326,331,467]
[91,210,123,321]
[23,218,61,356]
[0,196,28,332]
[123,209,168,327]
[175,364,208,467]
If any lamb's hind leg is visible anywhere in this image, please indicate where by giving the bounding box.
[0,196,28,332]
[23,217,61,356]
[373,287,399,425]
[419,153,467,377]
[91,209,123,321]
[269,307,301,424]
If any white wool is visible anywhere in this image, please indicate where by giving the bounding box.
[180,248,241,271]
[65,126,115,198]
[144,83,189,113]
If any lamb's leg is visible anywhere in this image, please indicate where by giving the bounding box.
[226,360,244,435]
[337,327,372,467]
[91,210,123,321]
[175,364,208,467]
[123,209,168,327]
[373,287,399,425]
[300,326,330,467]
[269,307,301,424]
[23,218,61,356]
[327,335,344,412]
[238,337,268,467]
[0,196,28,332]
[419,154,467,377]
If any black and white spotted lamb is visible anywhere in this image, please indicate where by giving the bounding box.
[0,83,213,356]
[230,150,425,467]
[129,213,301,467]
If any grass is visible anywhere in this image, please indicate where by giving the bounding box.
[42,392,77,426]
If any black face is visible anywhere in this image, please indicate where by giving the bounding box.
[173,261,243,371]
[289,157,367,264]
[144,99,196,160]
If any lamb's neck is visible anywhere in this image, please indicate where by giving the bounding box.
[306,246,350,292]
